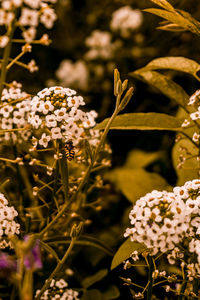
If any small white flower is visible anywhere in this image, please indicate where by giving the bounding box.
[39,133,51,148]
[19,8,39,27]
[54,107,67,121]
[12,111,25,126]
[51,127,62,139]
[45,114,57,127]
[55,279,68,288]
[0,35,9,48]
[1,118,12,129]
[28,59,38,72]
[188,90,200,105]
[110,6,143,37]
[0,105,13,117]
[181,119,190,128]
[31,114,42,129]
[40,7,57,29]
[41,100,54,115]
[22,27,36,43]
[190,111,200,120]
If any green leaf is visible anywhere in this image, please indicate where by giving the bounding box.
[44,235,113,256]
[157,22,185,32]
[172,108,199,184]
[177,9,200,35]
[130,70,189,108]
[144,8,199,34]
[111,238,146,270]
[81,289,102,300]
[124,149,161,169]
[172,137,199,185]
[82,269,108,288]
[103,285,120,299]
[95,112,184,131]
[105,168,170,204]
[141,57,200,79]
[149,0,175,12]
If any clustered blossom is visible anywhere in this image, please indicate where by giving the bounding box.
[0,0,57,47]
[28,86,99,149]
[182,89,200,132]
[110,6,143,38]
[0,84,31,143]
[0,193,20,249]
[125,179,200,257]
[55,60,89,91]
[85,30,120,60]
[35,279,80,300]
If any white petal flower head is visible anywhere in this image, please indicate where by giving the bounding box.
[110,6,143,37]
[55,279,68,288]
[0,193,20,248]
[31,114,42,129]
[29,86,98,148]
[39,133,51,148]
[0,105,13,118]
[40,7,57,29]
[22,26,36,43]
[173,186,189,199]
[41,100,54,114]
[54,107,67,122]
[51,127,62,139]
[0,35,9,48]
[0,86,31,143]
[45,114,57,127]
[19,8,39,27]
[125,189,189,255]
[188,90,200,105]
[190,111,200,120]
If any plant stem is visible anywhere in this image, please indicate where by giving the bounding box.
[47,161,59,225]
[6,48,27,70]
[38,107,119,238]
[0,16,16,100]
[147,256,154,300]
[58,147,69,202]
[35,237,76,300]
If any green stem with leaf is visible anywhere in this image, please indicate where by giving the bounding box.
[35,236,76,300]
[37,99,122,238]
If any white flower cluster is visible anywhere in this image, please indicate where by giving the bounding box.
[125,179,200,256]
[28,86,98,148]
[110,6,143,38]
[181,90,200,134]
[55,60,89,91]
[0,192,20,249]
[35,278,79,300]
[189,90,200,122]
[85,30,119,60]
[0,0,57,47]
[0,84,31,143]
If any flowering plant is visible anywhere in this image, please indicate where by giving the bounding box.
[1,0,200,299]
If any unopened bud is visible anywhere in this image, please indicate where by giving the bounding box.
[116,79,122,96]
[114,69,120,96]
[118,87,134,111]
[122,79,128,92]
[70,222,84,239]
